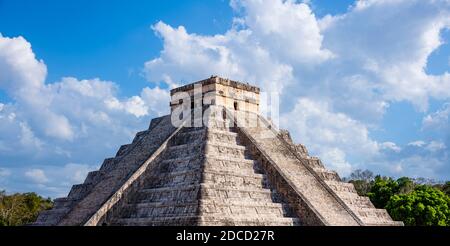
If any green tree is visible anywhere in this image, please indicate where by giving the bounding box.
[439,181,450,197]
[386,185,450,226]
[397,177,416,194]
[0,191,53,226]
[367,176,400,208]
[347,169,374,196]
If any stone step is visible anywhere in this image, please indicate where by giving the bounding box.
[144,168,202,188]
[179,127,207,133]
[325,180,357,193]
[138,184,275,203]
[166,142,250,159]
[115,144,132,157]
[205,119,238,130]
[303,157,325,169]
[137,185,201,203]
[365,221,405,226]
[124,200,290,218]
[200,184,275,200]
[203,164,261,176]
[34,207,72,225]
[204,155,257,169]
[206,129,241,145]
[112,215,300,226]
[355,208,398,225]
[335,192,375,209]
[38,207,71,216]
[178,128,206,134]
[131,130,151,144]
[148,116,165,131]
[144,169,266,189]
[67,183,93,200]
[128,198,289,208]
[84,170,102,185]
[159,156,204,172]
[205,143,249,159]
[199,216,300,226]
[202,170,266,188]
[207,129,238,137]
[165,143,204,159]
[99,158,117,172]
[158,156,260,176]
[171,128,206,145]
[111,216,198,226]
[313,168,341,181]
[206,142,246,150]
[53,197,74,208]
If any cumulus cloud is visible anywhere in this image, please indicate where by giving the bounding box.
[425,141,446,152]
[408,141,426,147]
[0,34,170,144]
[24,169,48,184]
[0,33,73,140]
[320,0,450,111]
[230,0,334,64]
[144,21,294,94]
[422,102,450,130]
[280,98,379,176]
[0,34,171,197]
[380,142,402,153]
[140,86,171,116]
[0,34,47,95]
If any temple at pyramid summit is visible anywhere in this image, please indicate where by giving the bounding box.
[34,76,403,226]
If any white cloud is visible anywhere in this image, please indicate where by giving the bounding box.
[280,98,379,176]
[43,163,98,186]
[319,148,353,176]
[18,122,43,150]
[408,140,426,147]
[391,155,444,179]
[0,33,174,197]
[380,142,402,153]
[0,33,47,95]
[231,0,333,64]
[0,35,169,143]
[144,21,294,94]
[25,169,48,184]
[422,102,450,130]
[140,86,170,116]
[426,141,446,152]
[13,163,98,197]
[320,0,450,111]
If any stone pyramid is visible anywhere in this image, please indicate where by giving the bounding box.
[34,76,403,226]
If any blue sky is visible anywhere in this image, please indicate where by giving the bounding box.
[0,0,449,198]
[0,0,234,96]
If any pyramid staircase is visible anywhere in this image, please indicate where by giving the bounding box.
[236,112,403,226]
[104,114,300,226]
[34,107,402,226]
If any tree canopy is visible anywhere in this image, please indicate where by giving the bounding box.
[0,191,53,226]
[386,185,450,226]
[346,170,450,226]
